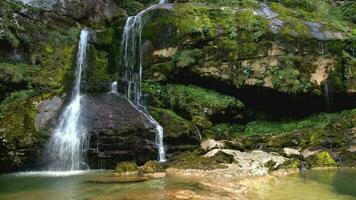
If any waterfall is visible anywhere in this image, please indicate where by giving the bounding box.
[45,29,90,171]
[120,0,167,162]
[110,81,118,94]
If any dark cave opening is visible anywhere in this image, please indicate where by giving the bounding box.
[169,72,356,120]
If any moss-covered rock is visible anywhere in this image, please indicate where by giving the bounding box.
[85,45,113,93]
[171,150,228,170]
[115,161,138,173]
[277,159,302,170]
[305,151,337,168]
[141,160,164,173]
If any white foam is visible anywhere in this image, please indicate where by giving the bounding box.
[13,170,92,177]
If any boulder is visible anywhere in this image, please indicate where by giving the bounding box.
[204,149,288,175]
[115,161,138,173]
[304,150,337,168]
[201,139,225,151]
[283,147,301,157]
[82,94,157,169]
[141,160,164,174]
[34,96,64,132]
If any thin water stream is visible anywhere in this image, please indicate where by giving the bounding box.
[120,0,168,162]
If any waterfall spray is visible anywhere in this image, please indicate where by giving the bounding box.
[45,29,90,171]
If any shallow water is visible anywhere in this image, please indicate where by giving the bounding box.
[0,171,203,200]
[246,169,356,200]
[0,169,355,200]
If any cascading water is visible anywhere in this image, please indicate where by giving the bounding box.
[120,0,167,162]
[45,29,90,171]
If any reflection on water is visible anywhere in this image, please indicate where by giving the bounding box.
[0,169,355,200]
[246,169,356,200]
[0,171,202,200]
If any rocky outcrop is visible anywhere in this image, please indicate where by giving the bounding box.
[34,96,64,133]
[201,139,225,151]
[204,149,288,175]
[81,94,157,168]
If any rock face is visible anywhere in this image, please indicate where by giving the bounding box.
[201,139,225,151]
[81,94,157,168]
[204,149,288,175]
[34,96,64,133]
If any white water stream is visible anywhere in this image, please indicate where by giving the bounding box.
[120,0,168,162]
[45,29,90,171]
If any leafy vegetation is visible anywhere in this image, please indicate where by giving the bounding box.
[206,109,355,139]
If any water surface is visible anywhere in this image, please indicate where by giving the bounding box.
[0,169,355,200]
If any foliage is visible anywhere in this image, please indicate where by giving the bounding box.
[173,49,202,68]
[205,110,355,139]
[167,84,244,118]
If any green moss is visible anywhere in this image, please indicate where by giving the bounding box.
[277,159,302,170]
[115,161,138,173]
[211,151,234,164]
[0,63,40,99]
[208,123,245,139]
[94,28,114,48]
[177,0,259,8]
[270,0,354,33]
[142,81,167,107]
[174,4,216,41]
[141,161,164,173]
[149,107,195,138]
[85,45,113,93]
[167,84,244,119]
[146,62,175,81]
[305,151,337,168]
[171,150,228,170]
[173,49,202,68]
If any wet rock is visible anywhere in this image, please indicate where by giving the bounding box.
[142,160,164,174]
[149,107,200,157]
[200,139,225,151]
[301,148,321,158]
[304,150,337,168]
[283,147,300,157]
[115,161,138,173]
[204,149,288,175]
[34,96,64,132]
[82,94,157,169]
[305,22,345,40]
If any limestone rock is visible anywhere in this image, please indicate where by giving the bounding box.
[204,149,288,175]
[348,145,356,153]
[201,139,225,151]
[34,96,64,132]
[301,148,321,158]
[304,150,337,168]
[283,147,300,157]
